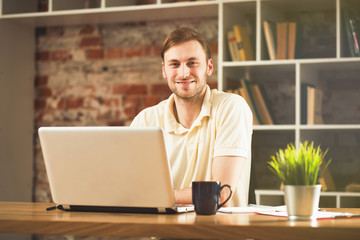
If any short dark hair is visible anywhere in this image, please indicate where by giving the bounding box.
[160,27,212,61]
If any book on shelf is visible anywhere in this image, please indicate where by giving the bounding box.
[249,84,274,125]
[308,87,322,125]
[276,22,288,59]
[233,25,254,61]
[287,22,297,60]
[239,79,261,125]
[301,83,323,125]
[227,31,241,61]
[342,7,360,57]
[301,83,310,124]
[265,21,300,60]
[227,81,259,125]
[263,20,277,60]
[345,183,360,192]
[308,86,323,125]
[227,79,275,125]
[306,86,316,124]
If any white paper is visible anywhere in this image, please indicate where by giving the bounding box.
[256,210,359,219]
[219,205,286,213]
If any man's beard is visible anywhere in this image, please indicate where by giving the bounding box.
[169,75,207,103]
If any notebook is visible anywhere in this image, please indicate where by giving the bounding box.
[38,126,194,214]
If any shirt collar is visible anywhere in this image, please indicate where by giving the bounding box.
[165,85,211,134]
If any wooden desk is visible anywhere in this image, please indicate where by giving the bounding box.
[0,202,359,240]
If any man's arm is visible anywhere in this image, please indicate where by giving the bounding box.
[174,188,192,204]
[212,156,246,206]
[174,156,246,206]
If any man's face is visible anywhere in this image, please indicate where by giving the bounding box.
[162,40,213,102]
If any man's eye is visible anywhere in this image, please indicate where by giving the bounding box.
[170,63,180,67]
[187,61,197,67]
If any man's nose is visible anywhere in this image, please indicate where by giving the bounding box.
[179,64,190,79]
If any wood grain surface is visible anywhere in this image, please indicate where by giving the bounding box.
[0,202,359,240]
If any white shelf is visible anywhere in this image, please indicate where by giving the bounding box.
[300,125,360,130]
[0,1,218,26]
[222,57,360,66]
[253,125,296,131]
[252,125,360,132]
[255,189,360,208]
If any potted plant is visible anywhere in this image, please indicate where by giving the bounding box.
[268,141,330,220]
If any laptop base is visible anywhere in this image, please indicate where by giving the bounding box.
[56,204,193,214]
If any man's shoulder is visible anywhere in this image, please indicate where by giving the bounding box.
[139,98,168,115]
[131,98,169,127]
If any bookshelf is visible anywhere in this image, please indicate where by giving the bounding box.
[0,0,359,207]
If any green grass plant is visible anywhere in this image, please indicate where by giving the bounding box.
[268,141,330,185]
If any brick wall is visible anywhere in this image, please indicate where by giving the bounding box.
[34,18,218,203]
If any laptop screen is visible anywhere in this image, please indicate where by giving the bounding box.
[39,126,176,209]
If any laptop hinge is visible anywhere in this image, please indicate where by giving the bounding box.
[157,207,167,213]
[62,204,71,210]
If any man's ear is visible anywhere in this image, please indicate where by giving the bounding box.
[162,62,167,79]
[207,58,214,76]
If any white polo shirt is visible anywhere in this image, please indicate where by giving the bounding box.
[131,85,253,206]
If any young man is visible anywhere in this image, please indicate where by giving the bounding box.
[131,27,253,207]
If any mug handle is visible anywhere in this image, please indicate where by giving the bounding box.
[218,184,232,209]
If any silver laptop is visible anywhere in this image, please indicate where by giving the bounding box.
[38,126,193,214]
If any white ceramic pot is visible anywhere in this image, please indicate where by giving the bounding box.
[284,184,322,221]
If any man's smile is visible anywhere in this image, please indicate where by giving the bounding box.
[176,80,195,85]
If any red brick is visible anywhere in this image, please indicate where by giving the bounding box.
[51,50,72,61]
[113,84,147,95]
[35,76,48,86]
[144,95,161,107]
[113,85,128,95]
[124,96,143,108]
[35,111,45,122]
[57,98,65,109]
[124,47,142,58]
[36,51,50,61]
[143,46,157,57]
[114,110,121,119]
[65,97,84,109]
[127,85,148,95]
[105,48,123,59]
[87,49,103,59]
[124,108,136,119]
[47,26,64,37]
[210,42,218,55]
[151,84,171,96]
[80,25,95,35]
[153,45,161,57]
[103,97,120,107]
[108,120,124,126]
[34,99,46,110]
[135,106,146,116]
[79,36,101,48]
[37,87,52,97]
